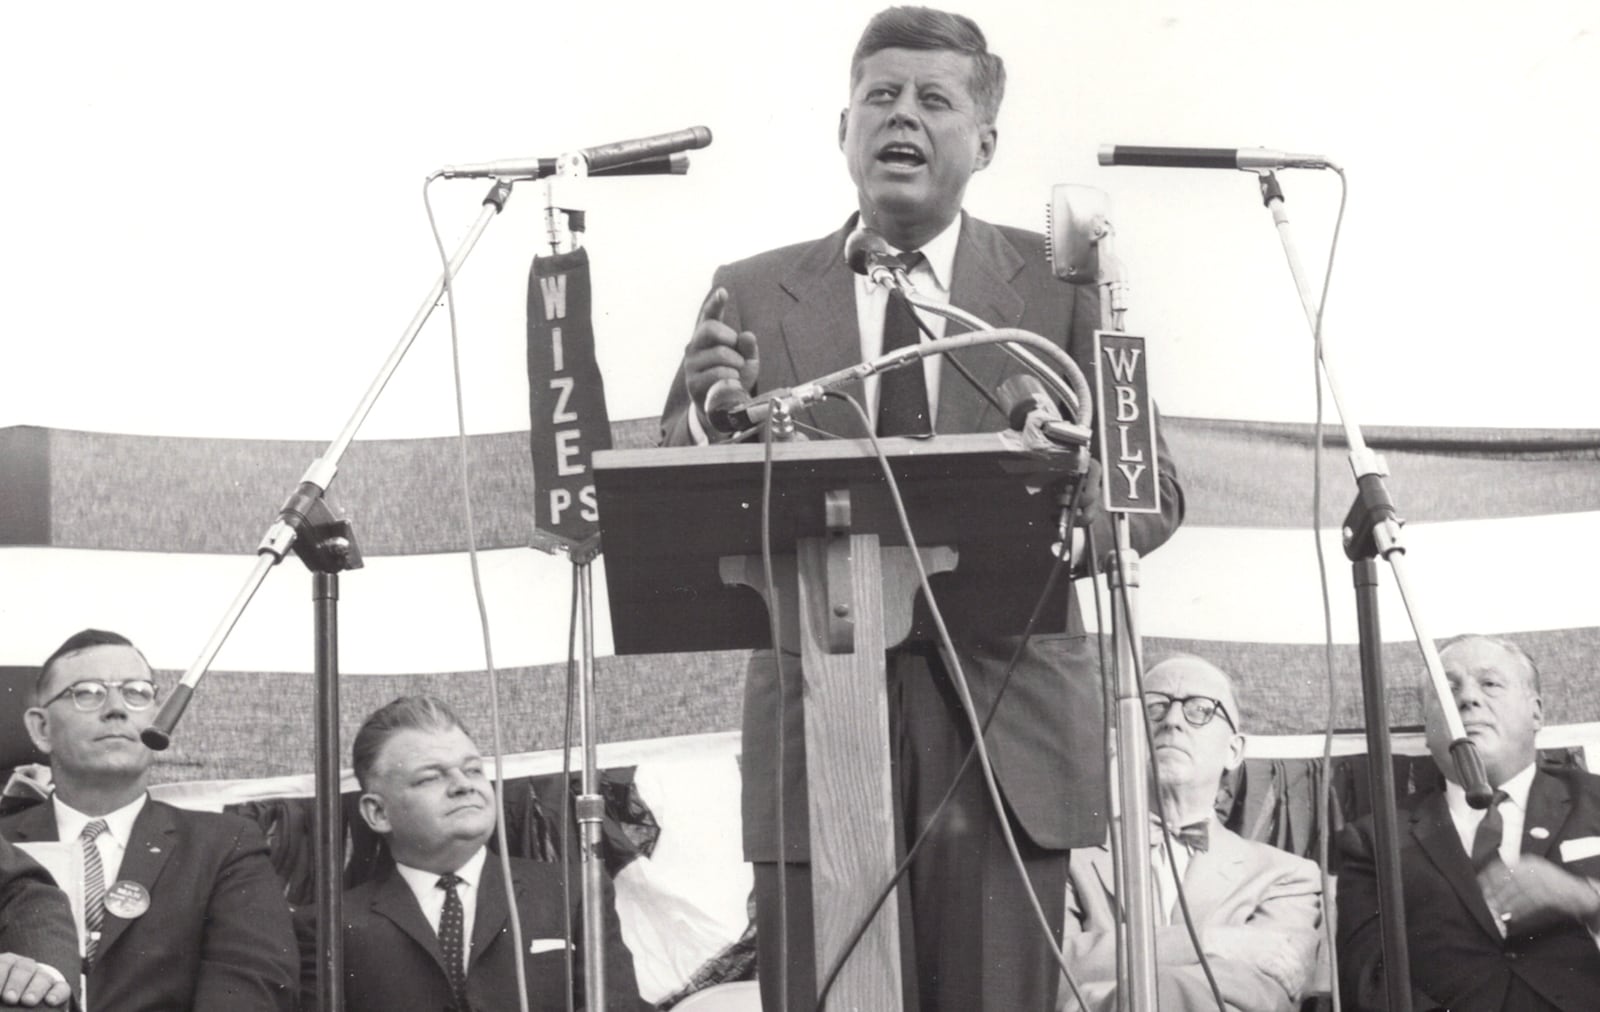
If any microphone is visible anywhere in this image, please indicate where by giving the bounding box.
[704,377,755,434]
[997,375,1091,449]
[1046,184,1110,285]
[439,126,712,179]
[1098,145,1334,171]
[845,227,910,290]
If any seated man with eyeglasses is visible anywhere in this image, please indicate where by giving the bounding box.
[1057,654,1322,1012]
[0,629,298,1012]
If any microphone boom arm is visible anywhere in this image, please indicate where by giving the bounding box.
[901,297,1087,422]
[737,326,1092,438]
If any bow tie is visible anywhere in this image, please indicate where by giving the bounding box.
[1152,815,1210,853]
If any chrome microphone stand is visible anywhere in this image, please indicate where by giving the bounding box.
[1253,166,1492,1012]
[1085,211,1160,1012]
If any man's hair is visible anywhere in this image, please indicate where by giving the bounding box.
[851,6,1006,124]
[1145,652,1245,731]
[36,628,148,703]
[352,695,474,790]
[1437,633,1542,694]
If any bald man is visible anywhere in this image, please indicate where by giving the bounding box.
[1058,656,1322,1012]
[1338,635,1600,1012]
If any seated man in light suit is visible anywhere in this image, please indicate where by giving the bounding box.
[1338,634,1600,1011]
[1,629,298,1012]
[333,695,646,1011]
[1059,655,1322,1012]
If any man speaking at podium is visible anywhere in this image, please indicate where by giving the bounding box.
[659,7,1184,1009]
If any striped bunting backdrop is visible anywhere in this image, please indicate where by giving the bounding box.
[2,417,1595,782]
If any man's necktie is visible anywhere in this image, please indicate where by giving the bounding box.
[437,873,469,1010]
[876,251,930,437]
[1471,789,1510,871]
[81,819,108,967]
[1152,813,1210,853]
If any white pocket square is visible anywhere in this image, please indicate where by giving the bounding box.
[1558,836,1600,862]
[529,938,572,955]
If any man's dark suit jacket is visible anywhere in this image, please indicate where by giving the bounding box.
[659,213,1185,862]
[335,853,645,1011]
[0,798,297,1012]
[0,832,81,1006]
[1338,765,1600,1011]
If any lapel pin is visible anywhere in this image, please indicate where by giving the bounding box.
[104,880,151,919]
[1529,827,1550,840]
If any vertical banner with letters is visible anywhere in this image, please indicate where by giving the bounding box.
[528,249,613,553]
[1093,331,1162,515]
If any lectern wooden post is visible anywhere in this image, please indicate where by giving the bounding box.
[594,433,1076,1011]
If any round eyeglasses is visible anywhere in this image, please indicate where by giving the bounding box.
[1143,691,1235,731]
[41,679,159,712]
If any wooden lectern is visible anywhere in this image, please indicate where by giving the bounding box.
[594,433,1077,1011]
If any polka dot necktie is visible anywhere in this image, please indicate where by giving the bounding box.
[876,251,931,437]
[81,819,109,968]
[437,873,469,1010]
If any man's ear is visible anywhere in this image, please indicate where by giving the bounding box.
[838,108,849,150]
[1223,732,1247,773]
[973,125,998,172]
[23,707,52,757]
[358,792,390,834]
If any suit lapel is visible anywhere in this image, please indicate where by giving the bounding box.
[95,799,176,959]
[1411,791,1503,940]
[370,865,450,978]
[772,213,1031,438]
[468,854,515,967]
[938,215,1027,434]
[1178,822,1247,924]
[1523,768,1574,861]
[775,221,869,438]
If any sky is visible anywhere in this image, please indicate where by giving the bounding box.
[4,0,1596,442]
[2,2,1596,678]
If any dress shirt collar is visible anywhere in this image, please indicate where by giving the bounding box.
[52,791,146,849]
[1445,761,1535,820]
[395,844,489,900]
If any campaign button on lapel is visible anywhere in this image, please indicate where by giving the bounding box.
[104,880,151,919]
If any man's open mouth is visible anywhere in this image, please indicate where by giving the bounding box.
[877,143,927,167]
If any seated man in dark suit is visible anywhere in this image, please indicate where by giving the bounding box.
[1060,655,1322,1011]
[1,832,78,1009]
[334,695,644,1011]
[0,628,298,1012]
[1338,634,1600,1011]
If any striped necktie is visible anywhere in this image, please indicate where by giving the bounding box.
[81,819,109,967]
[437,873,469,1010]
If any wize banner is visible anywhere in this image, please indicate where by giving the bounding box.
[528,249,613,553]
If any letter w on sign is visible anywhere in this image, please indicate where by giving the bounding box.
[1092,331,1161,515]
[528,249,613,554]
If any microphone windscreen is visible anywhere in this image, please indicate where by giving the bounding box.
[703,377,751,434]
[997,374,1056,430]
[845,227,891,276]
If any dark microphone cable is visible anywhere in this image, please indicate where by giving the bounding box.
[757,412,793,1012]
[891,287,1009,419]
[809,389,1094,1012]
